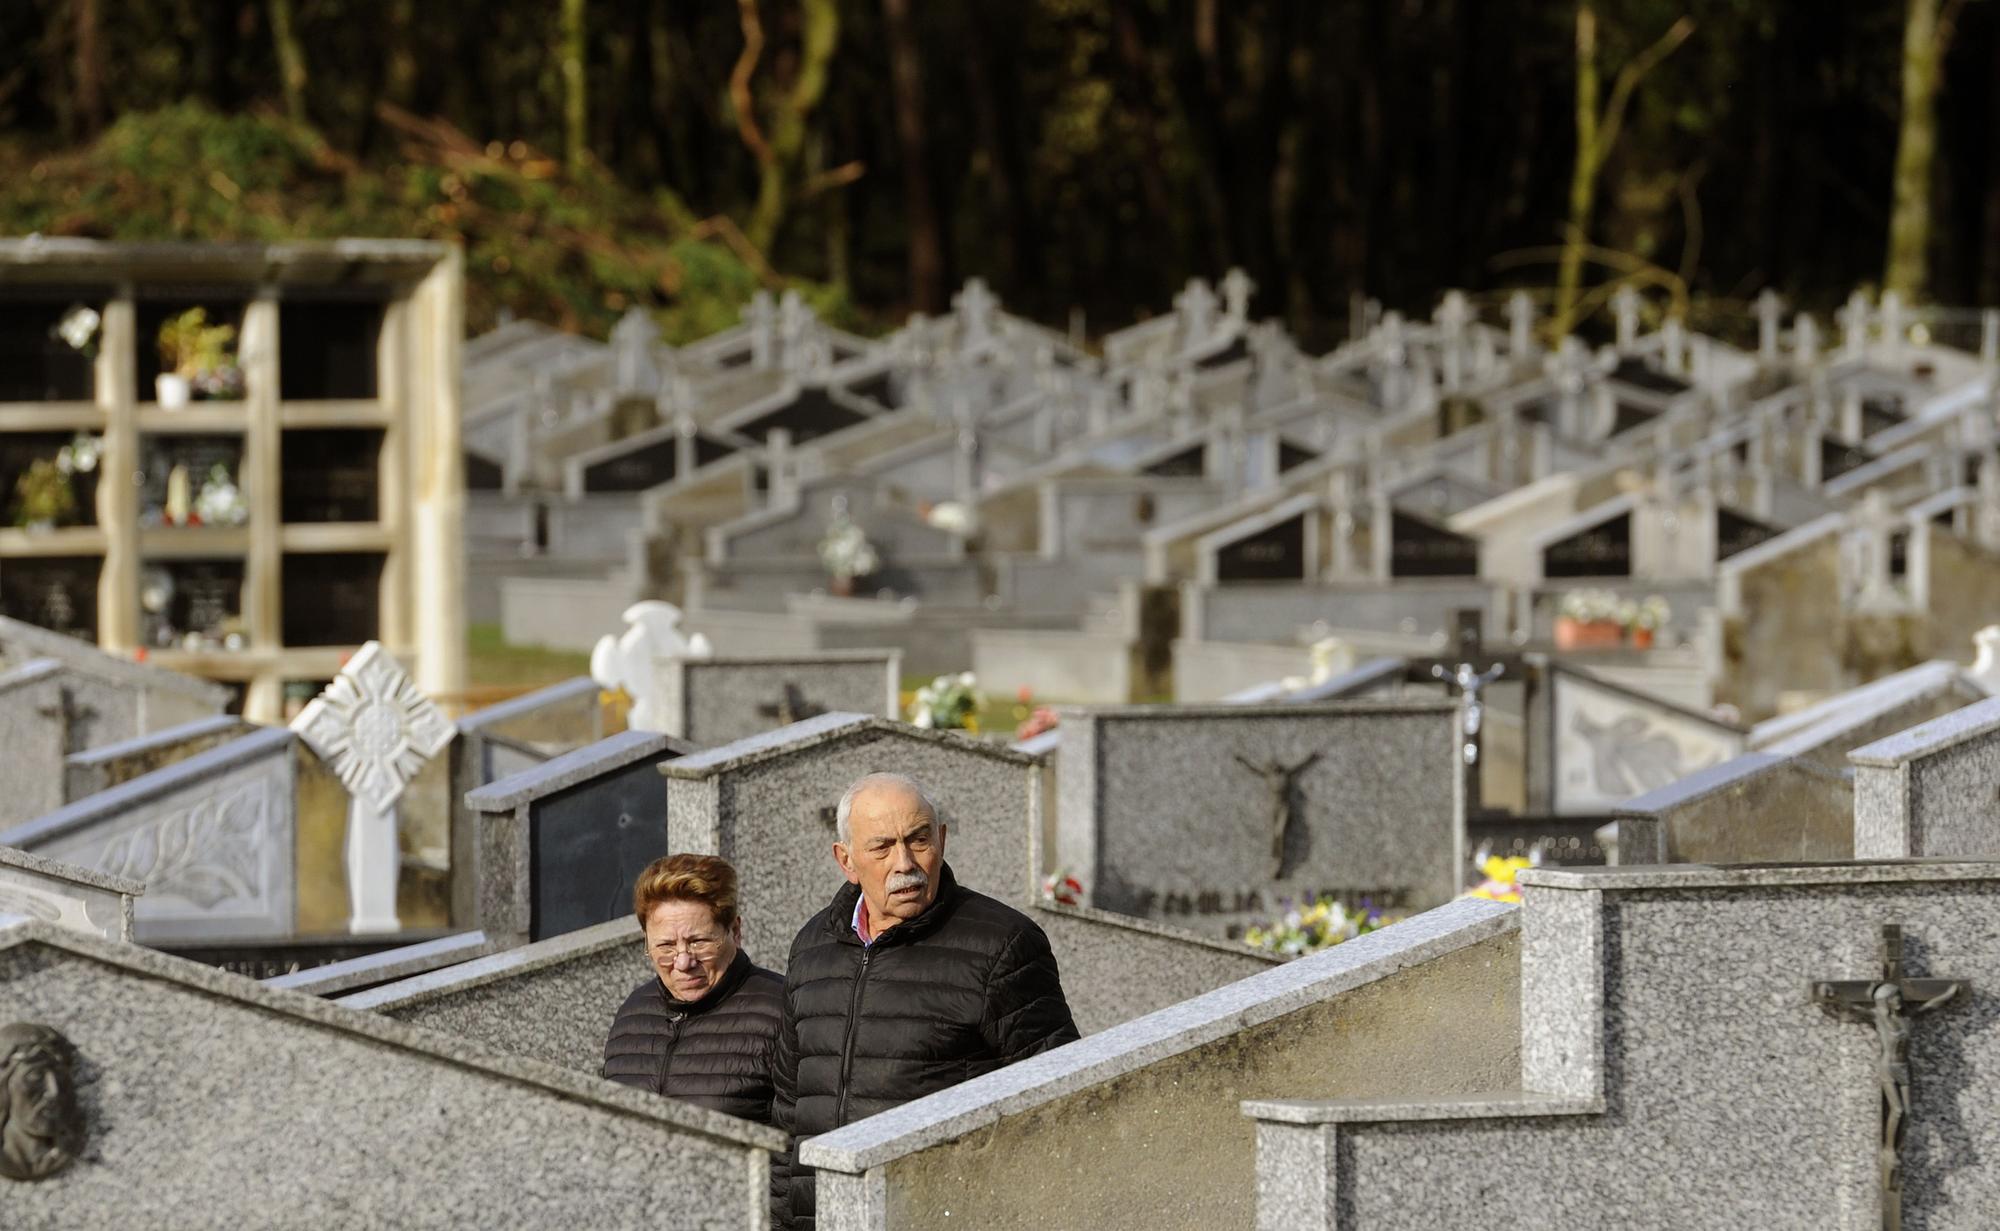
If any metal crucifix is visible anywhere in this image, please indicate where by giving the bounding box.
[1233,750,1322,881]
[1405,610,1529,819]
[1811,924,1969,1231]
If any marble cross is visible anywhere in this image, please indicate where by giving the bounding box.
[1840,290,1872,357]
[744,290,777,369]
[611,307,659,393]
[1811,924,1967,1231]
[1755,289,1785,363]
[1612,285,1641,350]
[1506,292,1536,359]
[954,278,998,351]
[291,642,454,934]
[590,600,712,733]
[1220,268,1255,325]
[1175,278,1219,350]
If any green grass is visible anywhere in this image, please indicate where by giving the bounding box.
[467,622,591,690]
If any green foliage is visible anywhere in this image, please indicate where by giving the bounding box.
[156,307,236,377]
[12,459,76,528]
[0,104,852,343]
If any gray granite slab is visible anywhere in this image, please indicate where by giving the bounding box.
[1248,859,2000,1228]
[0,659,73,827]
[0,914,780,1229]
[1848,694,2000,768]
[264,929,499,997]
[2,726,297,944]
[1614,751,1853,863]
[801,897,1516,1173]
[657,651,901,745]
[666,713,1043,974]
[1054,700,1463,936]
[0,845,141,941]
[62,714,251,802]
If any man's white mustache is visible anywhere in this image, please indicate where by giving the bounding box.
[887,869,929,893]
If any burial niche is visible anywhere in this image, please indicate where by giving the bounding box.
[281,552,382,646]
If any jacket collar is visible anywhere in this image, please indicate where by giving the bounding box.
[825,863,961,948]
[656,946,754,1014]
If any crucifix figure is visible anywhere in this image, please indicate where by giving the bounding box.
[1406,610,1531,819]
[1811,924,1968,1231]
[38,688,99,757]
[1233,750,1322,881]
[758,682,824,727]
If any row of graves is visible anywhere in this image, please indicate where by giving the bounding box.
[13,594,2000,1223]
[469,272,2000,764]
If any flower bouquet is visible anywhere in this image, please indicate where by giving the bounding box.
[817,512,879,596]
[908,671,979,731]
[1464,852,1537,903]
[156,308,243,408]
[1242,895,1393,958]
[1041,869,1085,907]
[1554,588,1624,651]
[1626,593,1670,650]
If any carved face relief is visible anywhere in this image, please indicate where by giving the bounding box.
[0,1023,83,1182]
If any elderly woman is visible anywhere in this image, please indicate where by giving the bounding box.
[603,853,784,1124]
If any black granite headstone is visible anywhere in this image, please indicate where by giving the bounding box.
[1217,511,1307,582]
[1544,511,1632,578]
[1716,507,1782,562]
[1390,510,1480,578]
[528,758,670,940]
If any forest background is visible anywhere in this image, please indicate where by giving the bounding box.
[0,0,1995,349]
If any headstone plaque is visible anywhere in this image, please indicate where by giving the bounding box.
[1390,511,1480,578]
[140,435,244,525]
[580,433,734,493]
[281,429,380,523]
[281,552,381,647]
[1056,702,1461,939]
[1145,446,1207,478]
[1217,512,1307,582]
[530,757,668,939]
[1716,507,1781,563]
[0,557,100,640]
[730,387,867,445]
[1822,438,1872,482]
[1544,511,1632,578]
[1550,668,1744,813]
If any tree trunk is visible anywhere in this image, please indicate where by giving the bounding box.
[1555,4,1601,341]
[747,0,840,257]
[1885,0,1944,299]
[882,0,943,312]
[561,0,588,177]
[269,0,309,127]
[73,0,104,136]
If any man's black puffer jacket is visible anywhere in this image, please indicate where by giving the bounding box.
[769,864,1079,1229]
[602,948,785,1125]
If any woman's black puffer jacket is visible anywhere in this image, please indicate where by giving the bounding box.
[602,948,785,1125]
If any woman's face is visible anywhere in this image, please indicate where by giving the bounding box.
[644,899,741,1003]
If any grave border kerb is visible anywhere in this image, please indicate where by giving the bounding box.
[797,898,1516,1174]
[466,729,698,812]
[661,712,1041,779]
[1518,858,2000,892]
[337,917,641,1013]
[0,725,293,849]
[1050,698,1459,723]
[0,913,785,1152]
[1847,693,2000,769]
[0,843,145,898]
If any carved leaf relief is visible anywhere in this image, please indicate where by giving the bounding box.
[93,782,269,909]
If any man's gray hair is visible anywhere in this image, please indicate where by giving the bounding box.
[834,772,943,845]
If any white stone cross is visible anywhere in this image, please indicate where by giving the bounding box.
[1661,315,1687,375]
[1839,290,1872,357]
[1612,285,1641,350]
[1436,291,1472,390]
[1507,292,1535,359]
[1982,310,1999,369]
[1880,290,1907,360]
[1972,625,2000,693]
[1175,278,1219,350]
[590,600,713,734]
[745,291,777,369]
[953,278,999,351]
[1794,313,1820,366]
[292,643,455,935]
[611,308,659,394]
[1754,290,1784,363]
[778,289,812,371]
[1220,268,1256,325]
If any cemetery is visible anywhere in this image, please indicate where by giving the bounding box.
[7,32,2000,1218]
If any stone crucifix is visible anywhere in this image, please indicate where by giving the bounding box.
[1233,750,1322,881]
[758,682,825,728]
[292,642,454,934]
[1811,924,1969,1231]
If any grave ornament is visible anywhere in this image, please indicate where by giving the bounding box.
[590,600,713,733]
[757,682,826,727]
[0,1023,83,1183]
[1811,924,1968,1231]
[291,642,454,933]
[1233,750,1323,880]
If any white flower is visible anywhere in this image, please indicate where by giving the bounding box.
[957,671,976,688]
[56,305,100,352]
[927,501,972,533]
[912,709,935,729]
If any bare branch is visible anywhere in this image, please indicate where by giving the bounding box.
[1595,16,1695,164]
[730,0,772,167]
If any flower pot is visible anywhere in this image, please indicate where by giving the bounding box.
[22,519,53,535]
[1554,617,1625,651]
[829,574,855,598]
[1631,627,1656,650]
[155,373,191,410]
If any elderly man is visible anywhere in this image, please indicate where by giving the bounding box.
[769,772,1078,1229]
